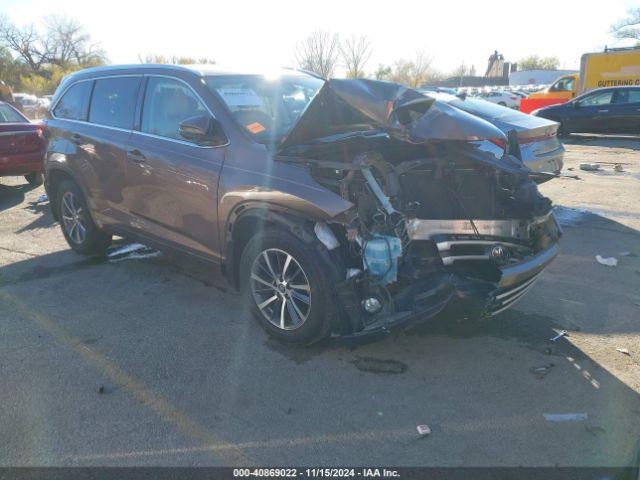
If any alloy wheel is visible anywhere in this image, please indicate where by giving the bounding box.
[250,248,311,331]
[60,191,87,244]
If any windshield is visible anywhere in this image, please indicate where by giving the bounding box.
[205,74,324,144]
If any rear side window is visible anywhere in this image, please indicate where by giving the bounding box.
[614,89,640,104]
[53,81,92,120]
[89,77,140,129]
[141,77,207,141]
[0,103,27,123]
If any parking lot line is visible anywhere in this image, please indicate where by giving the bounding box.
[0,291,251,465]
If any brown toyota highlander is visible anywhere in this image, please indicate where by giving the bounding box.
[44,64,560,345]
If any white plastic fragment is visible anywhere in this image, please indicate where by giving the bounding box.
[314,222,340,250]
[616,348,630,356]
[346,268,362,279]
[549,330,567,342]
[108,243,148,257]
[107,243,161,262]
[416,424,431,436]
[543,413,587,422]
[595,255,618,267]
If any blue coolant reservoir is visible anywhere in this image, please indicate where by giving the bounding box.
[363,235,403,284]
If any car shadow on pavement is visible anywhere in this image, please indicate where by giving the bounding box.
[15,198,57,233]
[0,181,38,213]
[0,211,639,466]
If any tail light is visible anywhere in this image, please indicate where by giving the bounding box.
[489,138,506,149]
[518,132,556,145]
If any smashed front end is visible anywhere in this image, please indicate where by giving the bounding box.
[279,79,561,338]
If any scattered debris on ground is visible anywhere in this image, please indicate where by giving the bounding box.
[416,424,431,437]
[595,255,618,267]
[351,357,408,375]
[543,413,588,422]
[35,194,48,204]
[616,348,630,356]
[619,251,637,257]
[97,386,105,394]
[530,363,555,379]
[550,330,568,342]
[107,243,161,262]
[580,163,600,171]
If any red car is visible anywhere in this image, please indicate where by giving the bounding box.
[0,101,45,186]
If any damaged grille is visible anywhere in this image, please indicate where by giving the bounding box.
[436,239,533,266]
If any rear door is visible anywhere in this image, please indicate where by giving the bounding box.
[81,76,142,226]
[611,88,640,133]
[124,75,226,261]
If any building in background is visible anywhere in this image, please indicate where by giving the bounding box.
[509,69,578,87]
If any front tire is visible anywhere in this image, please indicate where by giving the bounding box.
[239,229,335,346]
[25,172,43,186]
[56,179,111,256]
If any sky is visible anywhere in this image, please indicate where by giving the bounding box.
[1,0,638,76]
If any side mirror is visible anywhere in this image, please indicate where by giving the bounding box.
[179,114,224,145]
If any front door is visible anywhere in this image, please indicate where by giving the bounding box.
[568,89,615,133]
[124,76,226,261]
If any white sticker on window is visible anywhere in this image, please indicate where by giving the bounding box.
[216,88,264,107]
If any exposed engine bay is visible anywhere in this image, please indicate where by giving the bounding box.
[277,79,561,338]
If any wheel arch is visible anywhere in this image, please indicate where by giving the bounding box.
[223,203,325,289]
[46,167,82,221]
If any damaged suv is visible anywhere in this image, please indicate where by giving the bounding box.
[44,65,560,345]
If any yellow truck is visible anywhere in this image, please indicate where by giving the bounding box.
[528,46,640,101]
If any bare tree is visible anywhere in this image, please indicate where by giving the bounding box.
[0,16,48,71]
[295,30,340,78]
[517,55,559,70]
[0,14,105,71]
[389,50,434,87]
[138,53,215,64]
[43,15,105,66]
[611,8,640,41]
[340,35,372,78]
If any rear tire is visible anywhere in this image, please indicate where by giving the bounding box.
[25,172,43,186]
[498,101,507,106]
[56,179,111,256]
[239,228,335,346]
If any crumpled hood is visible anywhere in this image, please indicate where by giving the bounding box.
[278,78,506,152]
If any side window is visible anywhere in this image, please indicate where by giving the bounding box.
[550,77,574,92]
[579,90,613,106]
[0,104,27,123]
[53,81,92,120]
[614,89,640,104]
[89,77,140,129]
[141,77,208,141]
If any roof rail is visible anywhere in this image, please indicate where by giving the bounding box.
[603,45,640,52]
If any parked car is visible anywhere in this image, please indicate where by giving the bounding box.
[425,92,564,180]
[13,93,40,118]
[476,90,520,109]
[0,101,45,186]
[531,86,640,135]
[44,65,560,345]
[418,86,458,95]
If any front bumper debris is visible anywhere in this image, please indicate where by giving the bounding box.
[340,241,559,341]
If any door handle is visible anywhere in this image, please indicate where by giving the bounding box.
[597,109,609,113]
[126,149,146,163]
